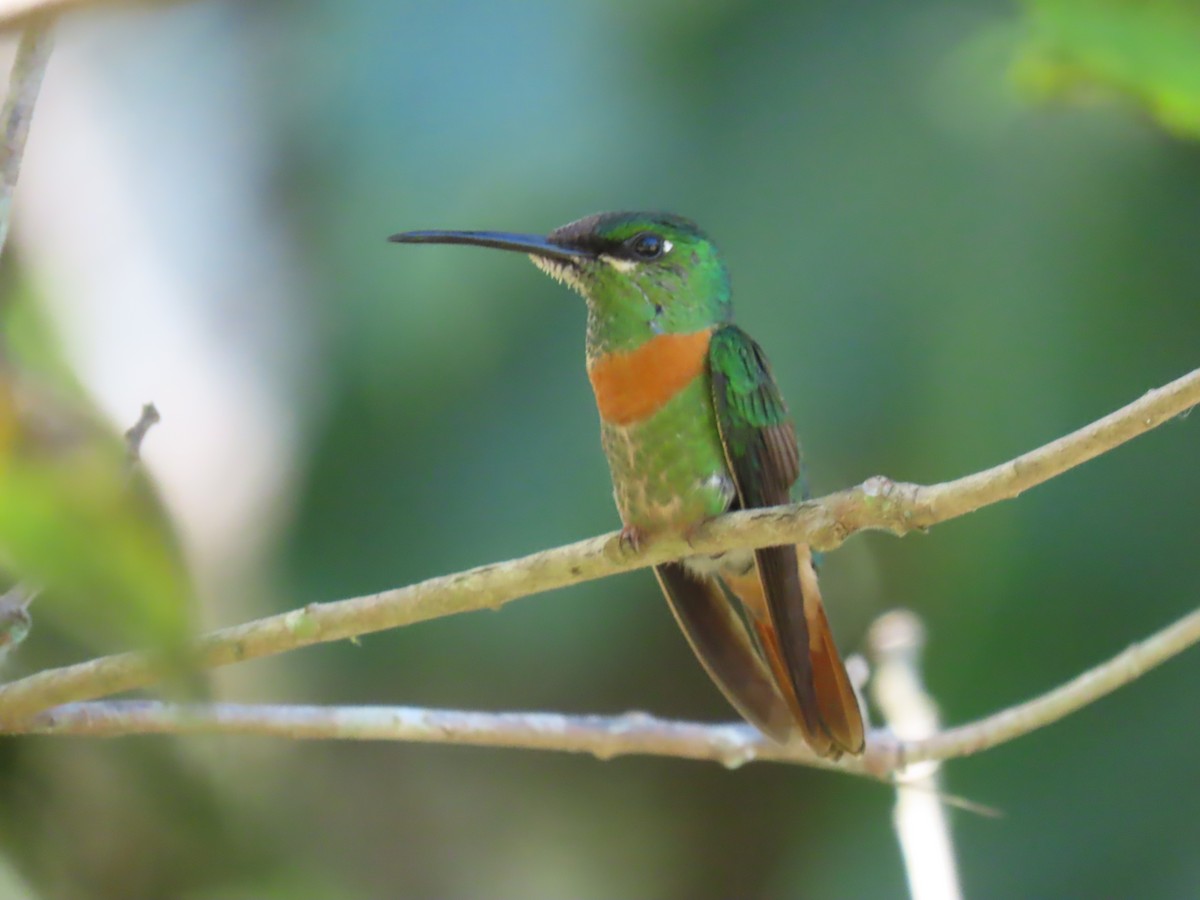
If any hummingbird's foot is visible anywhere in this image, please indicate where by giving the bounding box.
[618,524,645,554]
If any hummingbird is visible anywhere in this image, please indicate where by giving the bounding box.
[390,212,864,757]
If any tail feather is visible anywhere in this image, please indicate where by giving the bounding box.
[796,544,865,754]
[805,599,865,754]
[724,545,864,757]
[654,562,795,743]
[749,618,836,758]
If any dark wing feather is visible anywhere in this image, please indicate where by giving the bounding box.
[654,562,794,742]
[706,327,800,506]
[709,326,863,756]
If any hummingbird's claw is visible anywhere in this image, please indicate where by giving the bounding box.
[618,524,645,554]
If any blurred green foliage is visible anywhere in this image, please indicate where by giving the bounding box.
[0,295,195,659]
[1015,0,1200,136]
[0,0,1198,897]
[0,420,194,654]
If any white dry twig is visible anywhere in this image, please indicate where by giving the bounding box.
[870,612,963,900]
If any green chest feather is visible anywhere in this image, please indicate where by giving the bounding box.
[598,373,734,533]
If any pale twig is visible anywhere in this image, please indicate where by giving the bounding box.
[123,402,160,465]
[0,16,53,260]
[870,612,962,900]
[0,23,53,662]
[5,603,1198,780]
[17,702,854,772]
[0,366,1195,724]
[901,604,1200,765]
[0,1,79,34]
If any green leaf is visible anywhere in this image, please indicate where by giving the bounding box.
[1013,0,1200,137]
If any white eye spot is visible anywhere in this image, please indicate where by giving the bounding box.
[661,239,673,255]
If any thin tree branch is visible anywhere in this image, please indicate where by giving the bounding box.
[900,604,1200,765]
[0,0,98,34]
[17,701,857,772]
[0,21,54,663]
[0,365,1195,724]
[123,401,159,466]
[870,612,962,900]
[7,604,1198,779]
[0,1,186,35]
[0,16,53,260]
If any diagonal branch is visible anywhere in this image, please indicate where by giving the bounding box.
[0,365,1195,724]
[0,1,80,34]
[10,604,1198,778]
[0,15,53,260]
[900,604,1200,765]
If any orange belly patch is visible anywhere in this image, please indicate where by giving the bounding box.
[587,329,712,426]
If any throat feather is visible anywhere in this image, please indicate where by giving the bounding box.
[587,329,712,426]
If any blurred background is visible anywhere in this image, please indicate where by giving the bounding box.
[0,0,1197,897]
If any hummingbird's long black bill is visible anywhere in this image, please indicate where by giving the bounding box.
[388,229,594,263]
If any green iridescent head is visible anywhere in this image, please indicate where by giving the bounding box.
[390,211,734,352]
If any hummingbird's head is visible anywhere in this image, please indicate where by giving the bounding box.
[539,211,727,300]
[390,211,733,347]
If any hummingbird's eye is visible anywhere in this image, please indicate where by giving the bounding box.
[629,232,667,260]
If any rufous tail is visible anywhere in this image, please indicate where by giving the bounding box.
[724,545,864,757]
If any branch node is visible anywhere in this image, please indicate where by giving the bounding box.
[124,402,161,464]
